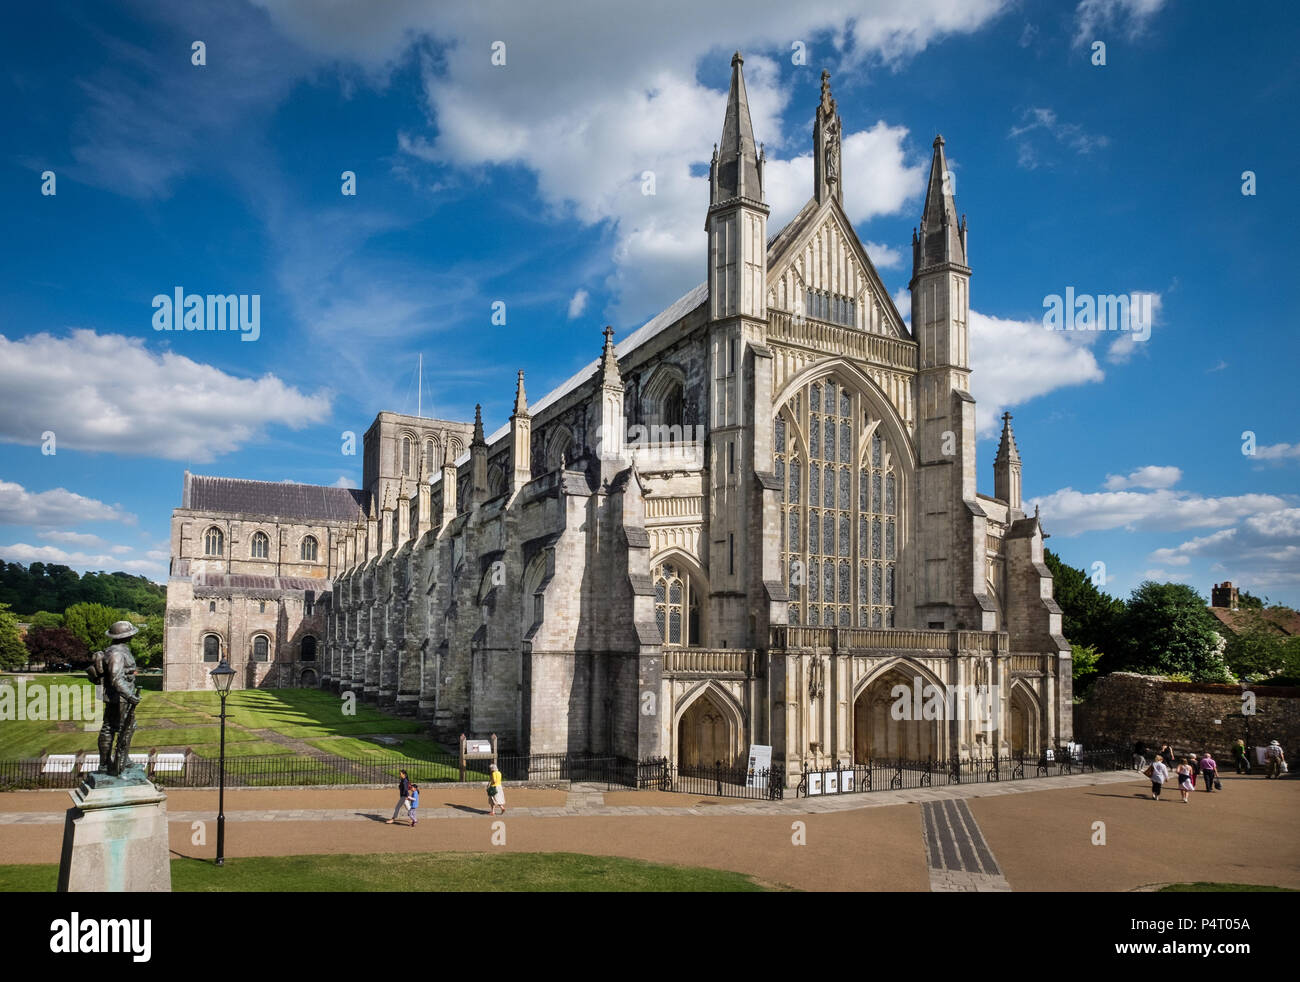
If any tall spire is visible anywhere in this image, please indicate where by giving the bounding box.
[471,403,485,446]
[994,412,1023,510]
[710,51,763,207]
[513,370,527,415]
[912,134,968,278]
[598,325,621,386]
[994,412,1021,465]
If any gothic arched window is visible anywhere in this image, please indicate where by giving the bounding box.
[204,527,224,556]
[652,559,703,647]
[203,634,221,663]
[402,437,412,475]
[300,535,318,562]
[251,635,269,662]
[424,439,439,475]
[775,376,899,628]
[301,636,317,662]
[251,531,270,559]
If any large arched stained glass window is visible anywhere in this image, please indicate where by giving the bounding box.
[652,559,702,647]
[775,376,899,628]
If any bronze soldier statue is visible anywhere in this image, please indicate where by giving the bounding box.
[87,621,142,776]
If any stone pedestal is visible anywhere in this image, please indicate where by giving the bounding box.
[57,767,172,892]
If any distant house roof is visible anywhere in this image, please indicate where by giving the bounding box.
[186,475,366,523]
[1208,605,1300,637]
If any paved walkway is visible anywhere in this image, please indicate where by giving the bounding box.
[3,771,1296,892]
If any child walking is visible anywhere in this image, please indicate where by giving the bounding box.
[407,784,420,827]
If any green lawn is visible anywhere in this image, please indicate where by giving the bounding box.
[1157,882,1298,892]
[0,678,424,762]
[0,852,776,892]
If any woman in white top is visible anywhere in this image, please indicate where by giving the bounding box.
[1147,754,1169,800]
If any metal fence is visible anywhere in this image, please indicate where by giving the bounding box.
[795,747,1127,797]
[0,747,1118,796]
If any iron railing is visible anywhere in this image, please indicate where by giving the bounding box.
[794,747,1127,797]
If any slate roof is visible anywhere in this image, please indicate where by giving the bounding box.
[187,475,366,523]
[192,572,328,592]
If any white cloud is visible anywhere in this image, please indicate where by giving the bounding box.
[967,309,1105,434]
[1074,0,1169,47]
[1027,487,1288,537]
[1146,509,1300,593]
[0,542,164,575]
[333,475,359,489]
[1009,107,1109,170]
[567,289,589,320]
[1105,291,1161,363]
[288,1,1004,321]
[1254,441,1300,462]
[37,530,110,549]
[1103,465,1182,491]
[863,241,904,270]
[0,330,331,463]
[0,480,135,527]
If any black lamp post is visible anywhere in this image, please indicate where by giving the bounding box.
[210,659,236,866]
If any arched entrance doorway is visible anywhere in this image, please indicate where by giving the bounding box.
[853,667,940,762]
[1009,684,1038,756]
[677,690,735,771]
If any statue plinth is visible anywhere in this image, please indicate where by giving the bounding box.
[57,767,172,892]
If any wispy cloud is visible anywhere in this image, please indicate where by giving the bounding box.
[1009,107,1109,170]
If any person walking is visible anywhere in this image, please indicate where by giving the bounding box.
[386,769,411,824]
[1176,757,1195,803]
[1265,740,1286,779]
[1144,754,1169,800]
[1158,743,1175,769]
[1232,739,1251,775]
[1133,740,1148,771]
[1199,752,1217,792]
[487,762,506,815]
[407,784,420,827]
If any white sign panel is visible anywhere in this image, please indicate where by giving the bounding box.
[465,739,492,755]
[745,744,772,788]
[807,771,822,796]
[825,771,839,794]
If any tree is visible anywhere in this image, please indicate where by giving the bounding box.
[1044,549,1126,660]
[63,602,122,653]
[1237,590,1266,610]
[28,610,63,630]
[128,615,164,669]
[0,602,27,671]
[1071,643,1102,690]
[1116,582,1233,682]
[23,625,90,668]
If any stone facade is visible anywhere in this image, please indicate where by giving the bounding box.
[1075,671,1299,760]
[166,55,1075,786]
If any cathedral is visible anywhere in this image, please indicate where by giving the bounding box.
[164,54,1073,786]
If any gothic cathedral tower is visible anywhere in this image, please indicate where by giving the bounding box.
[911,136,987,631]
[706,52,769,647]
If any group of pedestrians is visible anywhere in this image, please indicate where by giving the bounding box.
[384,764,508,827]
[1135,738,1288,802]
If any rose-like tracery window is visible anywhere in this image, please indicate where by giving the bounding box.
[775,376,898,628]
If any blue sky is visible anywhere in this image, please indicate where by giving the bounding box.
[1,0,1297,607]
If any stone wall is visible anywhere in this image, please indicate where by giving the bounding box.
[1074,672,1299,759]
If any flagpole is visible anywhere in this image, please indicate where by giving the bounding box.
[418,353,422,418]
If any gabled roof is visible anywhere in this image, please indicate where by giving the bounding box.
[186,475,367,523]
[765,193,911,339]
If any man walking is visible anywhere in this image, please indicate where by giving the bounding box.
[386,769,411,824]
[1265,741,1286,779]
